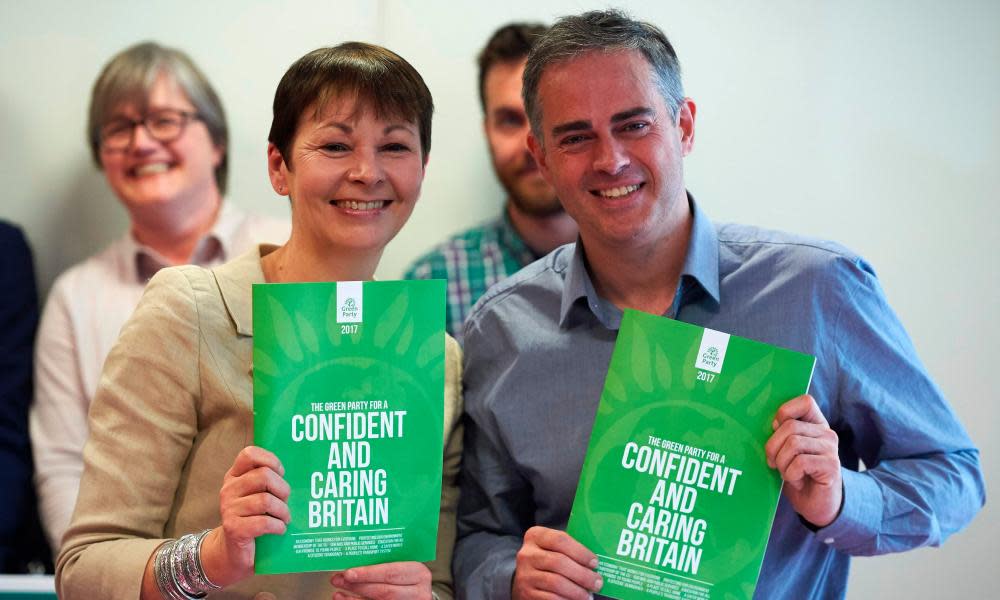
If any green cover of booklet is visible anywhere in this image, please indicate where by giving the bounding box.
[568,309,816,600]
[252,280,445,575]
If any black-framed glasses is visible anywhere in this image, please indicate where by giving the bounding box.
[99,109,201,150]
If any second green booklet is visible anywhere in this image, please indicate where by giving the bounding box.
[568,310,816,600]
[252,280,445,575]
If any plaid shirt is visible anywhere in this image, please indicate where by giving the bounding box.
[404,213,538,344]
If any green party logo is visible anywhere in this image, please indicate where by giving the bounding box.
[702,346,721,369]
[695,329,731,374]
[337,281,363,323]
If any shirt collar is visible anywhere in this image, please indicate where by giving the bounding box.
[558,193,720,330]
[123,202,246,283]
[682,196,721,306]
[209,201,247,258]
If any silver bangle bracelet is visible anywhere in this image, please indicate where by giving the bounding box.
[153,530,225,599]
[171,533,205,598]
[180,533,202,596]
[193,529,223,591]
[154,540,198,600]
[175,529,223,596]
[152,540,172,598]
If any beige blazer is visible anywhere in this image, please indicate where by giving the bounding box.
[56,245,463,600]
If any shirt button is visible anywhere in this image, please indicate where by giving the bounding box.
[823,537,835,545]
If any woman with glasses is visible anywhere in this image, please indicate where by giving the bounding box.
[30,42,288,558]
[56,42,461,600]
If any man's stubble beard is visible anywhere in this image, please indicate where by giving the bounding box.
[498,161,563,218]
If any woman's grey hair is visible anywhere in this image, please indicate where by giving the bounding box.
[522,9,684,140]
[87,41,229,194]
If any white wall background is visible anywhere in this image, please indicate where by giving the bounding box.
[1,1,996,596]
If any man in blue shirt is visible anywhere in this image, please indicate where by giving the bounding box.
[455,9,985,600]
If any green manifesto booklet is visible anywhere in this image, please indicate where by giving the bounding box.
[568,309,816,600]
[252,280,445,575]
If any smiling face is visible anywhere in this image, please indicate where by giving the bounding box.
[483,58,559,216]
[268,93,426,258]
[98,73,223,213]
[528,50,695,251]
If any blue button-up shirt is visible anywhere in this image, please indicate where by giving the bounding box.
[456,199,984,600]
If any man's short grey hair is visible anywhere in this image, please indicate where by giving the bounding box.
[87,41,229,194]
[522,9,684,140]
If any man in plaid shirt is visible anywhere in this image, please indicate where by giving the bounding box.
[404,23,577,343]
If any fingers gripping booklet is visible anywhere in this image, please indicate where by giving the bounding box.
[252,280,445,575]
[568,310,816,600]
